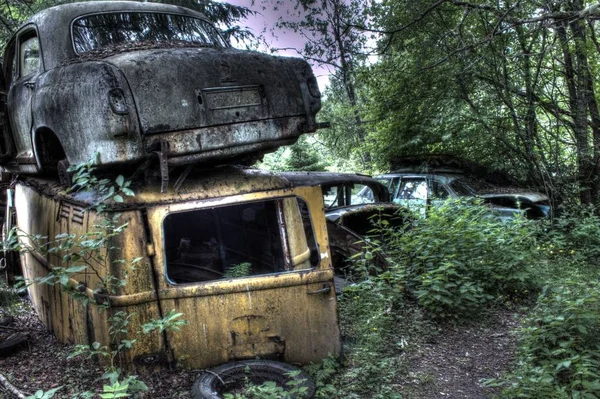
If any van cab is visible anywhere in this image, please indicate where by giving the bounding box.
[13,167,341,368]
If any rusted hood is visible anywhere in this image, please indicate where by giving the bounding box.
[103,47,315,135]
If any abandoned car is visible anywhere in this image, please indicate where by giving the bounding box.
[11,167,341,369]
[0,1,322,183]
[377,169,551,220]
[281,172,408,275]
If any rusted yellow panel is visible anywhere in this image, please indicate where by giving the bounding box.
[147,187,340,369]
[16,177,340,370]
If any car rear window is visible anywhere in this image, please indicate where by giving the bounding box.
[72,12,227,54]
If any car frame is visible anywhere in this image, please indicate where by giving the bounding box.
[377,168,551,220]
[0,1,322,183]
[282,171,408,275]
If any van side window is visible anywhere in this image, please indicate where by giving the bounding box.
[164,197,317,284]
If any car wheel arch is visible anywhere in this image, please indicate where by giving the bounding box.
[33,127,66,172]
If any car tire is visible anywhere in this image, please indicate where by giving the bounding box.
[191,360,315,399]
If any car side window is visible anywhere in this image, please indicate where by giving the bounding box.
[398,179,428,200]
[19,34,40,77]
[430,180,450,199]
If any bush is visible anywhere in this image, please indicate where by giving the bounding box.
[382,199,540,320]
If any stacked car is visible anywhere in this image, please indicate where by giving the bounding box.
[0,1,322,188]
[0,2,341,395]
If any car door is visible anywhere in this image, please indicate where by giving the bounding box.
[6,26,42,169]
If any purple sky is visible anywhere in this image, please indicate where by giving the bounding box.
[219,0,332,88]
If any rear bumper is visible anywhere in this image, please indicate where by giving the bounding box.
[144,116,309,165]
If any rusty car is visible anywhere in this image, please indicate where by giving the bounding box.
[281,172,409,277]
[0,1,322,186]
[377,168,551,220]
[10,167,341,370]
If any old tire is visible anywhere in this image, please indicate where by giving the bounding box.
[0,334,28,358]
[57,159,72,188]
[191,360,315,399]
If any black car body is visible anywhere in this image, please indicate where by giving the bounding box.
[0,1,321,176]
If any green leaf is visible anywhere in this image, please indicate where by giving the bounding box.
[115,175,125,187]
[556,360,572,371]
[113,195,124,203]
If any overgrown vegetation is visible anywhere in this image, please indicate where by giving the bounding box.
[1,160,187,398]
[293,202,600,398]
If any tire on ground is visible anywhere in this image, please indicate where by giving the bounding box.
[191,360,315,399]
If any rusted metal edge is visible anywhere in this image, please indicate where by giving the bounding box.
[14,170,297,211]
[29,250,332,308]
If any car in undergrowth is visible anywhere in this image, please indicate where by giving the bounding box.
[0,1,322,186]
[281,172,409,276]
[376,169,551,221]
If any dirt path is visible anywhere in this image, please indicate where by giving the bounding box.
[397,308,524,398]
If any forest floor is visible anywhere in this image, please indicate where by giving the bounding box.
[0,297,525,399]
[395,307,525,398]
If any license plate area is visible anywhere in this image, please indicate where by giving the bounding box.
[199,85,264,110]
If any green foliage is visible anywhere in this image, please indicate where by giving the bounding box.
[141,309,187,334]
[260,137,329,172]
[222,369,310,399]
[25,386,63,399]
[539,205,600,276]
[0,277,19,309]
[303,355,339,398]
[490,280,600,398]
[223,262,253,278]
[384,200,539,320]
[68,153,135,212]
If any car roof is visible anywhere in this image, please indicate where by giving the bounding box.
[20,166,295,209]
[16,1,210,69]
[25,1,207,27]
[278,171,385,188]
[376,172,463,181]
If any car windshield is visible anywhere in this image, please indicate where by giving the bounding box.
[323,184,376,208]
[449,178,476,196]
[72,12,227,54]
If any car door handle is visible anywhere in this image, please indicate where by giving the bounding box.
[307,284,331,295]
[24,81,35,89]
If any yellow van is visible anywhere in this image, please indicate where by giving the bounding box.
[11,167,341,369]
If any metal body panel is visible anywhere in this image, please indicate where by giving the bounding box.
[1,1,321,173]
[14,175,340,369]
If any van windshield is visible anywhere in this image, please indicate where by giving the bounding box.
[72,12,227,54]
[163,197,317,284]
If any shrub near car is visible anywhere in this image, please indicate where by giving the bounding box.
[0,1,322,178]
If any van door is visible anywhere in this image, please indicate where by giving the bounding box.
[146,187,341,369]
